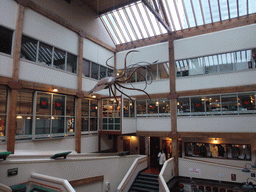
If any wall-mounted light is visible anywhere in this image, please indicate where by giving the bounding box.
[213,138,218,144]
[242,178,256,191]
[242,163,256,172]
[92,95,96,98]
[16,115,22,119]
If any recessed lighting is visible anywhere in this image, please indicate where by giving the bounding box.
[16,115,22,119]
[92,95,96,98]
[53,88,58,92]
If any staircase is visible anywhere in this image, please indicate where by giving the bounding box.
[129,172,159,192]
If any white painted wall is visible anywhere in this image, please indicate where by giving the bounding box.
[83,39,114,66]
[0,0,18,30]
[82,77,109,95]
[30,0,115,48]
[137,117,171,132]
[116,79,170,96]
[23,9,79,55]
[174,24,256,60]
[176,70,256,92]
[0,154,141,192]
[122,118,137,134]
[19,60,78,89]
[116,42,168,69]
[0,55,13,78]
[179,158,254,184]
[178,115,256,133]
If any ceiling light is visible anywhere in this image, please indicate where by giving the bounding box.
[53,88,58,92]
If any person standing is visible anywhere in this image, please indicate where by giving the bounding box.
[158,150,166,172]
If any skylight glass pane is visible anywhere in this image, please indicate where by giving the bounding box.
[241,50,246,62]
[108,14,125,43]
[192,0,204,25]
[183,0,196,27]
[226,53,232,64]
[165,0,181,30]
[236,51,241,62]
[204,57,209,66]
[248,0,256,14]
[175,0,188,29]
[147,7,161,35]
[228,0,238,18]
[101,15,119,44]
[131,5,148,38]
[113,11,130,42]
[119,9,136,41]
[125,6,142,39]
[209,0,221,22]
[209,56,214,65]
[219,0,229,20]
[201,0,212,24]
[137,3,154,37]
[238,0,247,16]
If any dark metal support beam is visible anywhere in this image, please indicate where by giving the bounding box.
[141,0,171,33]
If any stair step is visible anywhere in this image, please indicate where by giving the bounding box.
[133,183,159,190]
[139,172,159,178]
[130,186,158,192]
[135,179,159,185]
[137,175,158,181]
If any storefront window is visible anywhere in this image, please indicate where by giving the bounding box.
[185,142,251,160]
[221,94,238,114]
[177,97,190,115]
[137,100,146,115]
[81,98,98,132]
[67,53,77,73]
[159,99,170,116]
[0,87,7,138]
[16,90,33,139]
[191,96,205,115]
[238,93,256,114]
[147,99,158,115]
[205,95,221,115]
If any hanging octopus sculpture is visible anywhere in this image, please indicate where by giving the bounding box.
[86,50,157,104]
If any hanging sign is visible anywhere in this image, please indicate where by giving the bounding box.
[189,168,201,174]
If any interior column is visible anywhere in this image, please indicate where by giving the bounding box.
[7,4,25,153]
[75,34,84,153]
[169,34,179,176]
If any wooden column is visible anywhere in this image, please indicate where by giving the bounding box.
[75,35,84,153]
[7,4,25,153]
[168,34,179,176]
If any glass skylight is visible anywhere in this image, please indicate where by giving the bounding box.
[100,0,256,45]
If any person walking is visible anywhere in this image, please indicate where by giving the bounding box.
[158,150,166,173]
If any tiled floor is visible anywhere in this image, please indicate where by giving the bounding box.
[142,167,159,175]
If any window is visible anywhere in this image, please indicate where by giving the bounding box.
[21,35,37,62]
[177,49,254,78]
[123,98,135,118]
[35,92,75,138]
[185,142,251,161]
[238,93,256,114]
[99,65,107,79]
[67,53,77,73]
[0,26,13,55]
[137,100,146,115]
[16,90,33,139]
[81,98,98,132]
[38,42,53,66]
[82,59,90,77]
[0,87,7,138]
[53,48,66,70]
[21,35,78,74]
[91,62,99,80]
[177,97,190,115]
[205,95,221,115]
[191,96,205,115]
[102,98,120,131]
[159,99,170,116]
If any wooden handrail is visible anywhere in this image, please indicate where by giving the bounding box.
[69,176,104,187]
